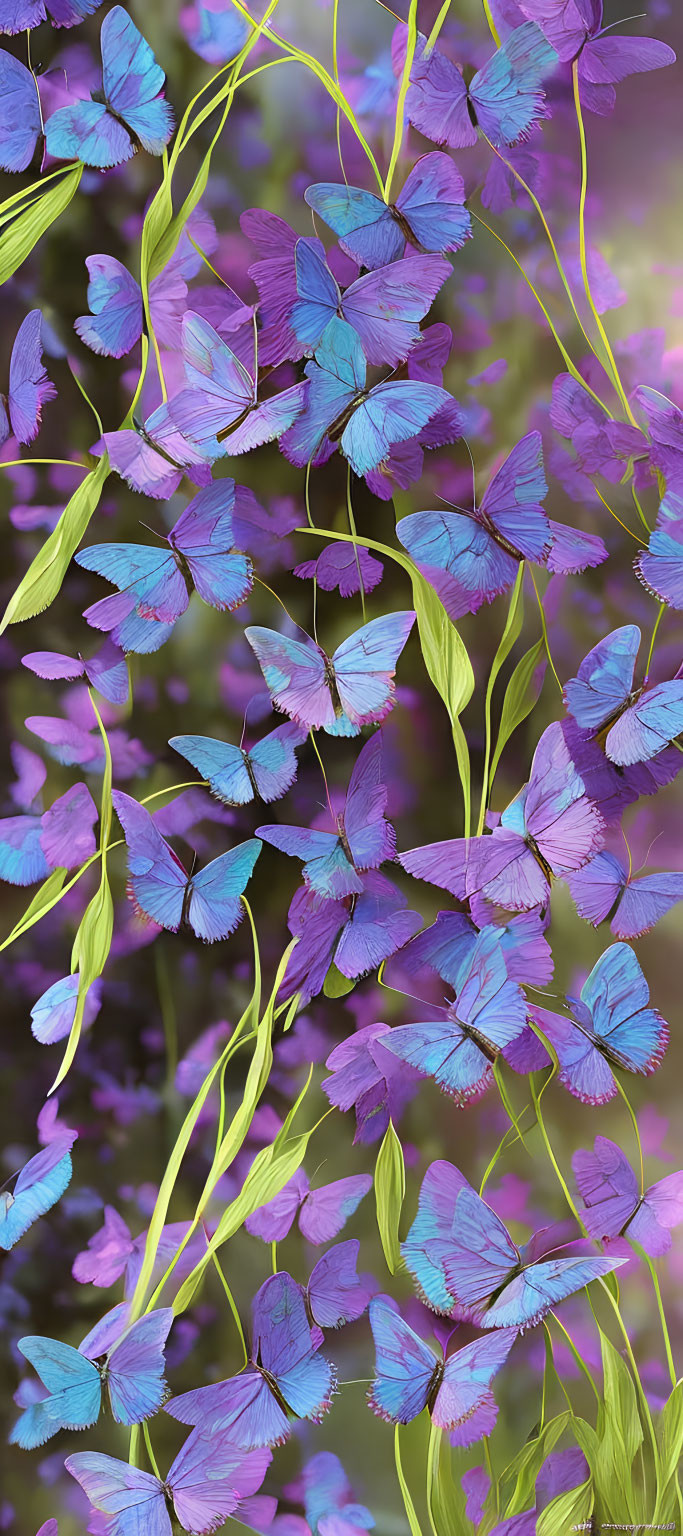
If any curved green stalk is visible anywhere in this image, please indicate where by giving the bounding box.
[383,0,418,201]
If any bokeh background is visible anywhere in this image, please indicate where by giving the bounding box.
[1,0,682,1528]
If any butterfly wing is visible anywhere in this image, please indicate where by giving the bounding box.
[614,870,683,939]
[455,927,528,1047]
[434,1330,517,1431]
[331,611,416,727]
[470,22,557,146]
[256,823,359,900]
[112,790,188,931]
[396,151,472,254]
[480,431,550,560]
[404,39,476,150]
[101,5,173,154]
[306,1239,373,1329]
[524,721,604,877]
[16,1336,101,1437]
[304,183,404,270]
[580,942,668,1075]
[0,54,42,173]
[245,626,334,731]
[254,1272,334,1425]
[478,1256,624,1329]
[367,1297,438,1424]
[106,1309,173,1424]
[186,838,262,942]
[516,0,590,59]
[397,508,519,619]
[172,311,254,454]
[0,1144,72,1251]
[632,1171,683,1257]
[439,1187,519,1314]
[0,815,49,885]
[75,542,187,623]
[279,318,365,468]
[635,488,683,610]
[65,1452,168,1536]
[83,640,130,705]
[169,483,253,611]
[385,1015,495,1106]
[340,254,452,368]
[291,241,340,352]
[170,735,257,805]
[75,255,143,358]
[605,682,683,766]
[169,1433,272,1536]
[166,1370,286,1449]
[563,624,639,731]
[248,723,307,802]
[341,380,456,478]
[245,1169,309,1243]
[566,850,625,927]
[298,1174,372,1244]
[401,1160,471,1312]
[217,384,306,457]
[531,1003,617,1104]
[572,1136,639,1242]
[343,731,395,871]
[8,310,56,445]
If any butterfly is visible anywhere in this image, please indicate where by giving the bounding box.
[401,905,553,988]
[66,1437,272,1536]
[112,790,262,942]
[0,782,98,886]
[401,1160,625,1328]
[257,732,395,898]
[563,624,683,766]
[246,611,415,737]
[22,639,129,706]
[322,1022,421,1146]
[1,0,101,30]
[31,973,102,1045]
[11,1309,173,1447]
[0,1137,73,1250]
[529,941,669,1104]
[170,721,307,807]
[0,55,43,171]
[400,721,604,911]
[294,540,384,597]
[0,311,55,446]
[75,254,186,358]
[166,311,306,460]
[305,151,472,271]
[566,850,683,939]
[573,1136,683,1256]
[287,244,452,367]
[44,7,174,168]
[166,1271,335,1448]
[280,316,461,478]
[281,872,422,1005]
[399,23,557,150]
[98,403,214,500]
[633,385,683,487]
[635,486,683,611]
[517,0,675,114]
[383,927,529,1107]
[368,1297,516,1441]
[76,483,253,654]
[181,0,250,64]
[397,432,550,619]
[303,1240,374,1331]
[302,1451,374,1536]
[245,1168,372,1244]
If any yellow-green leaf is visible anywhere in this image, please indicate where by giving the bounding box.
[374,1120,405,1274]
[537,1478,593,1536]
[323,961,356,998]
[489,637,545,787]
[1,453,109,631]
[0,165,82,283]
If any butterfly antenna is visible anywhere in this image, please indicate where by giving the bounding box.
[309,730,335,822]
[620,824,634,881]
[138,520,166,541]
[635,828,667,878]
[598,13,646,33]
[376,962,435,1010]
[460,435,477,511]
[254,575,310,639]
[26,36,46,134]
[239,695,260,751]
[374,0,403,20]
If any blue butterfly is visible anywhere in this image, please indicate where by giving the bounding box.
[401,22,557,150]
[0,1139,73,1251]
[279,316,461,479]
[305,151,472,271]
[289,242,451,365]
[246,611,415,737]
[564,624,683,765]
[368,1297,516,1441]
[11,1308,173,1448]
[44,6,174,168]
[383,926,529,1106]
[402,1161,625,1328]
[0,53,42,172]
[112,790,262,942]
[169,721,308,806]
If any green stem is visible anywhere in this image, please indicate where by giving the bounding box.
[210,1249,248,1368]
[426,1423,440,1536]
[528,568,562,693]
[640,1249,677,1390]
[597,1277,660,1481]
[394,1424,425,1536]
[383,0,418,201]
[549,1314,599,1405]
[143,1422,162,1480]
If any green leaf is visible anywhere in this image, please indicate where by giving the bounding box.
[0,454,109,631]
[394,1424,425,1536]
[501,1413,570,1515]
[323,961,356,998]
[374,1121,405,1274]
[4,867,66,940]
[427,1426,469,1536]
[410,571,474,833]
[0,165,82,283]
[536,1478,593,1536]
[593,1332,643,1521]
[489,637,545,787]
[655,1382,683,1522]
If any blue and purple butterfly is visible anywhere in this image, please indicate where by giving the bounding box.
[401,1160,625,1328]
[76,482,253,654]
[74,253,187,359]
[0,311,55,445]
[528,941,669,1104]
[257,732,395,898]
[368,1296,517,1443]
[400,721,604,912]
[400,903,553,989]
[166,310,306,460]
[0,781,98,886]
[22,639,129,706]
[1,0,102,32]
[30,973,102,1045]
[397,22,557,150]
[635,486,683,611]
[66,1436,271,1536]
[0,55,43,170]
[279,316,462,479]
[97,402,214,500]
[166,1270,335,1448]
[563,624,683,766]
[322,1022,421,1146]
[383,926,529,1107]
[566,849,683,939]
[112,790,262,942]
[573,1136,683,1257]
[284,244,452,367]
[246,611,415,737]
[245,1167,372,1245]
[302,1240,374,1331]
[305,151,472,271]
[518,0,675,115]
[302,1450,374,1536]
[281,872,422,1005]
[0,1135,73,1250]
[44,7,174,167]
[170,721,307,807]
[11,1306,173,1447]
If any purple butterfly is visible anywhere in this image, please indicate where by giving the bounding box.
[0,781,98,886]
[22,639,129,706]
[76,483,253,654]
[280,872,422,1004]
[245,1167,372,1244]
[550,372,647,484]
[97,404,214,499]
[241,208,325,366]
[166,311,306,460]
[517,0,675,114]
[383,927,530,1107]
[400,904,553,988]
[166,1271,335,1448]
[573,1136,683,1256]
[564,624,683,766]
[31,973,102,1045]
[368,1296,516,1442]
[303,1240,374,1330]
[170,721,307,807]
[294,541,384,597]
[400,721,604,911]
[1,0,102,31]
[305,151,472,271]
[0,311,55,446]
[322,1022,421,1145]
[301,1450,374,1536]
[66,1437,272,1536]
[635,486,683,611]
[401,1160,625,1328]
[0,1135,74,1250]
[0,54,43,170]
[246,612,415,737]
[75,254,187,358]
[257,733,395,898]
[529,942,669,1104]
[397,23,557,150]
[633,385,683,488]
[567,850,683,938]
